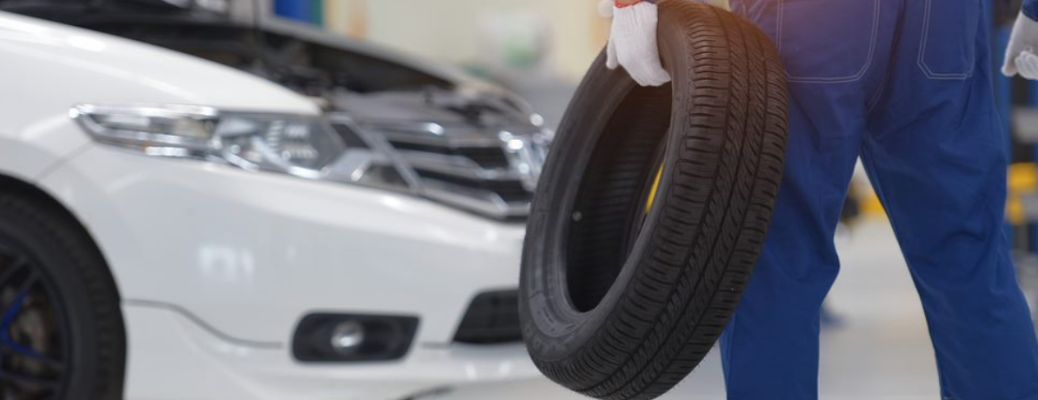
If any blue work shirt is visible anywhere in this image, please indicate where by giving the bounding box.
[1027,0,1038,20]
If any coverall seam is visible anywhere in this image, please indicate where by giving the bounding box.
[865,73,889,114]
[865,0,907,115]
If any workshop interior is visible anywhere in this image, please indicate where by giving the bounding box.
[0,0,1037,399]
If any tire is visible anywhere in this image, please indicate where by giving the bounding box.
[519,2,789,399]
[0,193,126,400]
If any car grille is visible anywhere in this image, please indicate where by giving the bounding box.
[331,116,550,220]
[453,290,522,344]
[389,141,511,169]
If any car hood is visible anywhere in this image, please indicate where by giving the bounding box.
[0,11,318,127]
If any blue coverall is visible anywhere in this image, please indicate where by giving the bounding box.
[719,0,1038,398]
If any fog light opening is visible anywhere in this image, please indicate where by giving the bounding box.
[330,321,366,355]
[292,313,419,363]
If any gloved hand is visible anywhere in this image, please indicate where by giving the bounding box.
[601,0,730,87]
[604,0,670,86]
[1003,12,1038,80]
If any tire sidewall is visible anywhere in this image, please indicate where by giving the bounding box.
[520,20,695,363]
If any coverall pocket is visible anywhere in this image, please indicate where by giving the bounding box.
[918,0,980,80]
[774,0,880,83]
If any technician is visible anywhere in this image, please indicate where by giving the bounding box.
[606,0,1038,398]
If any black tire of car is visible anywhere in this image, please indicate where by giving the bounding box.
[518,2,789,400]
[0,192,126,400]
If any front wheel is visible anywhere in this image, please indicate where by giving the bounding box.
[0,193,126,400]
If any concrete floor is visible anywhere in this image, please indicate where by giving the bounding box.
[445,220,1038,399]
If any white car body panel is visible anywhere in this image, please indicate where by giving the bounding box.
[0,11,537,399]
[41,145,527,345]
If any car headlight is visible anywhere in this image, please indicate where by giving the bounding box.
[70,104,408,188]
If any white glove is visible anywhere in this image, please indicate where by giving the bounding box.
[602,0,730,87]
[606,1,670,86]
[1014,51,1038,80]
[1003,12,1038,80]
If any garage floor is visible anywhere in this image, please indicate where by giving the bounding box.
[444,220,1038,400]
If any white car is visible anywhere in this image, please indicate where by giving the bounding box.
[0,11,541,400]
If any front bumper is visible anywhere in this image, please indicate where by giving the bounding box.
[39,145,538,399]
[121,304,538,399]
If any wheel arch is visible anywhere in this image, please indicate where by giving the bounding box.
[0,172,127,305]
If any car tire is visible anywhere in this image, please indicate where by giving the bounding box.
[519,2,789,399]
[0,192,126,400]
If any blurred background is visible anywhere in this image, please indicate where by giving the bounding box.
[2,0,1038,399]
[328,0,607,128]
